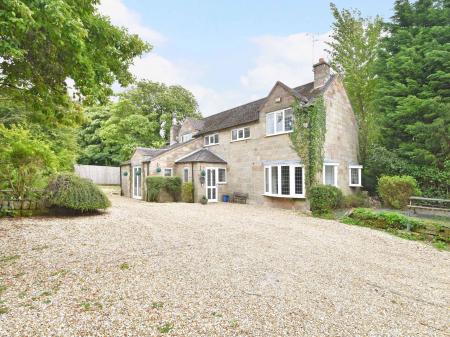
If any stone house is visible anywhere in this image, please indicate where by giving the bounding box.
[120,59,362,209]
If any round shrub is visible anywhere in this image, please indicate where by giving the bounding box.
[46,173,111,212]
[309,185,343,215]
[181,182,194,203]
[377,175,421,209]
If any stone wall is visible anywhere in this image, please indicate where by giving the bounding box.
[1,199,47,216]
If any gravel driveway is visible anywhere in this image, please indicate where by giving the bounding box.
[0,194,449,336]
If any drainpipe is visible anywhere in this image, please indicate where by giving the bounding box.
[119,166,123,196]
[191,162,194,202]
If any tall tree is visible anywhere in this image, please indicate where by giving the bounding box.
[374,0,449,196]
[0,0,150,123]
[326,3,383,164]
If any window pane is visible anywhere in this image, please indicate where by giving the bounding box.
[164,169,172,177]
[281,166,290,195]
[232,129,237,140]
[351,168,359,185]
[265,167,270,193]
[205,136,209,145]
[284,108,293,131]
[271,166,278,194]
[244,127,250,138]
[295,167,303,195]
[275,111,284,133]
[214,134,219,143]
[218,168,226,182]
[325,165,335,185]
[238,129,244,139]
[266,113,275,135]
[184,169,189,182]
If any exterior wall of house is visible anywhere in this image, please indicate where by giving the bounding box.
[322,77,359,194]
[120,164,131,197]
[178,120,199,140]
[188,162,228,203]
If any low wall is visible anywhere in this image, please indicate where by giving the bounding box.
[75,164,120,185]
[1,199,48,216]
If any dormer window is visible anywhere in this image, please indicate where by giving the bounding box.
[181,133,193,143]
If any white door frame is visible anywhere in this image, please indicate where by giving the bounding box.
[205,167,218,202]
[132,166,142,199]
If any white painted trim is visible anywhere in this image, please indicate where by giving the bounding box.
[205,167,218,202]
[323,163,339,187]
[163,168,173,177]
[265,107,294,136]
[183,167,189,183]
[204,133,219,146]
[132,166,142,199]
[230,126,251,142]
[349,165,363,187]
[263,164,305,198]
[217,168,227,184]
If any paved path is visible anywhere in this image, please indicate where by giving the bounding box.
[0,195,449,336]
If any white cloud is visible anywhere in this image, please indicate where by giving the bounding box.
[98,0,165,44]
[240,32,330,94]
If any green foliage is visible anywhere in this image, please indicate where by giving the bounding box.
[181,183,194,203]
[373,0,449,195]
[0,124,57,199]
[377,175,421,209]
[77,81,201,165]
[200,196,208,205]
[0,0,150,121]
[341,191,370,208]
[343,208,423,231]
[326,3,383,163]
[45,173,111,212]
[309,185,343,216]
[146,176,182,202]
[290,96,326,190]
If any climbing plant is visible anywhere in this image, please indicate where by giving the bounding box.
[289,96,326,193]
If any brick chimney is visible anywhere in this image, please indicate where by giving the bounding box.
[169,113,180,145]
[313,58,330,89]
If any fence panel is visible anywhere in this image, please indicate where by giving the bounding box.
[74,164,120,185]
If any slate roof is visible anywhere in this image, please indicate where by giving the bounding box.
[175,148,227,164]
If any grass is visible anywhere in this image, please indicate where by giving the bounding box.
[80,301,103,311]
[151,301,164,309]
[0,284,7,295]
[31,245,49,251]
[0,306,9,315]
[230,319,239,328]
[158,322,174,333]
[119,262,130,270]
[0,255,20,264]
[50,269,68,277]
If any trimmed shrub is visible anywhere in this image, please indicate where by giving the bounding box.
[181,182,194,203]
[344,208,423,231]
[146,176,182,202]
[200,196,208,205]
[341,191,370,208]
[309,185,343,215]
[377,175,421,209]
[45,173,110,212]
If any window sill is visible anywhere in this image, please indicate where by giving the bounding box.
[265,130,293,138]
[218,182,227,185]
[349,184,362,187]
[204,143,219,147]
[263,193,305,199]
[230,138,250,143]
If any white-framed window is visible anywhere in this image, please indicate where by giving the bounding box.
[349,165,363,187]
[323,163,338,187]
[204,133,219,146]
[263,164,305,198]
[266,108,294,136]
[218,168,226,183]
[181,133,193,143]
[231,127,250,142]
[164,168,173,177]
[183,168,189,182]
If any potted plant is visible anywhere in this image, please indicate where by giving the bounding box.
[200,196,208,205]
[156,167,161,173]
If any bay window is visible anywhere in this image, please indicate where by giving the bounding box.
[266,108,294,136]
[349,165,362,187]
[264,164,305,198]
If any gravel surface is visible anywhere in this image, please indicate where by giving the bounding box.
[1,193,449,336]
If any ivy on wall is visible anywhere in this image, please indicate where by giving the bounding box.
[289,96,326,192]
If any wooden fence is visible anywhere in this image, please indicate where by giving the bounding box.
[74,164,120,185]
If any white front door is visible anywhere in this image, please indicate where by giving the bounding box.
[132,166,142,199]
[206,167,217,202]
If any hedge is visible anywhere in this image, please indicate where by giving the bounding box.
[181,182,194,203]
[45,173,110,212]
[146,176,182,202]
[309,185,343,216]
[377,175,421,209]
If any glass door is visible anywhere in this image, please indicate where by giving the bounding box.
[206,168,217,202]
[133,166,142,199]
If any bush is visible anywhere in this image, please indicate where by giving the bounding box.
[309,185,343,215]
[146,176,182,202]
[341,191,370,208]
[344,208,423,231]
[45,173,110,212]
[200,195,208,205]
[377,175,421,209]
[181,182,194,203]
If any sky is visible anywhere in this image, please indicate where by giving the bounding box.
[99,0,394,116]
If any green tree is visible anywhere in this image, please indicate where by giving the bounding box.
[0,0,150,122]
[326,3,383,164]
[374,0,449,196]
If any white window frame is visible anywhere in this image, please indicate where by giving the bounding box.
[266,108,294,136]
[183,167,189,183]
[323,163,339,187]
[349,165,363,187]
[181,133,193,143]
[231,126,250,142]
[263,164,305,198]
[163,168,173,177]
[204,133,219,146]
[218,168,227,184]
